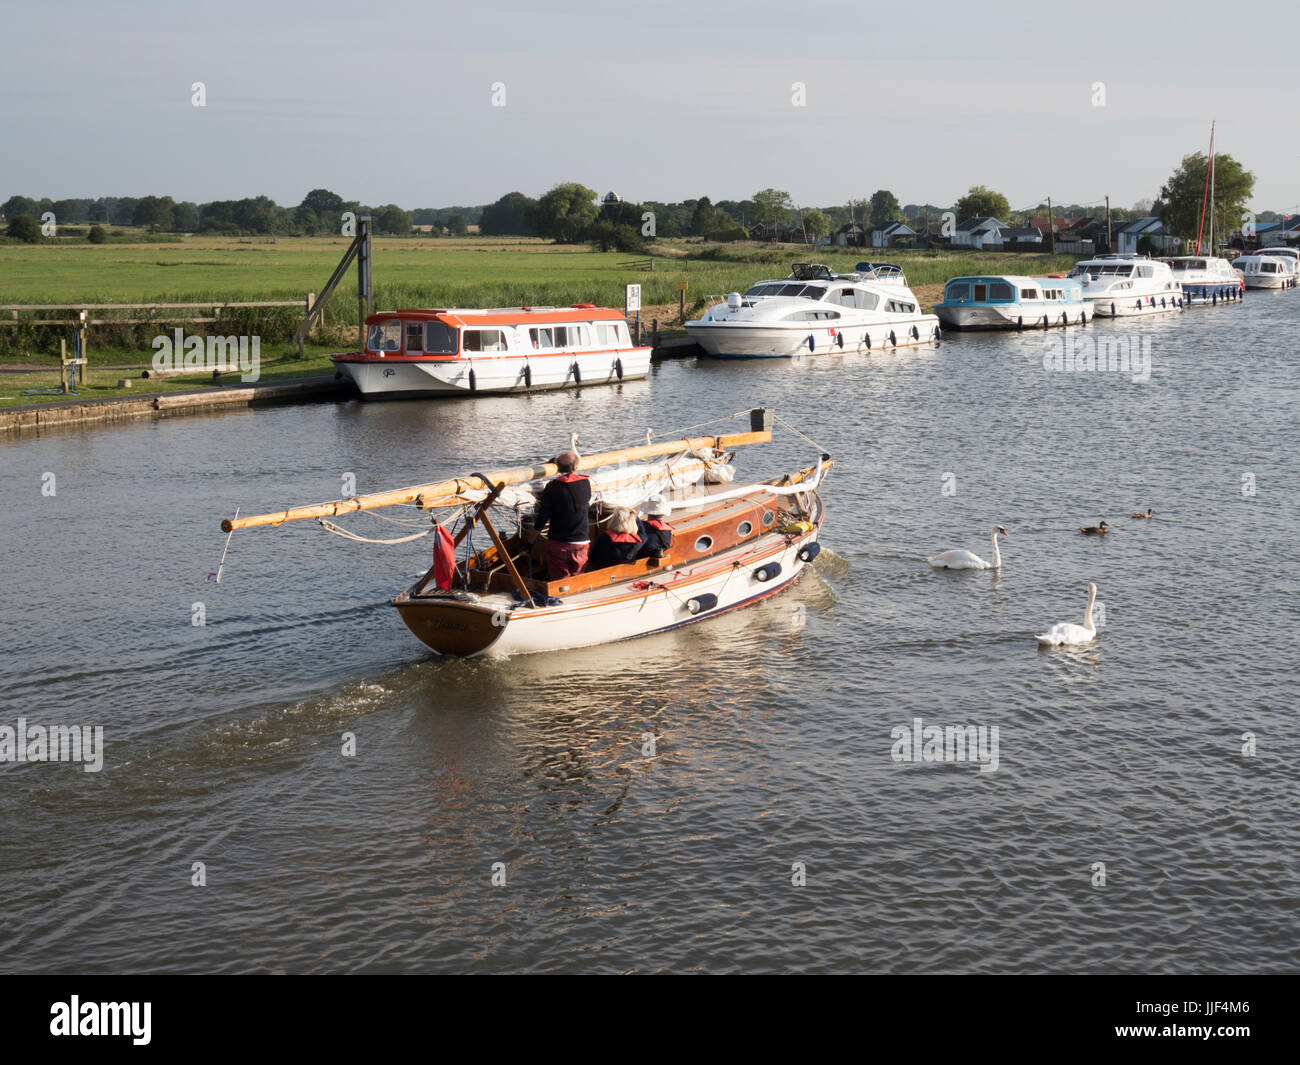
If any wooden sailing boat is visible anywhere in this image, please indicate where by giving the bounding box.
[220,408,832,657]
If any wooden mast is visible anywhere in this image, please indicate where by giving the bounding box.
[222,409,775,532]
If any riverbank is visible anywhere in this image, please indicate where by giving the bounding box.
[0,373,352,433]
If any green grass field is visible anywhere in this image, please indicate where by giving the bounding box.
[0,235,1080,404]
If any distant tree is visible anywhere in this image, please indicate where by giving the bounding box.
[52,199,84,225]
[530,182,599,243]
[712,224,749,242]
[373,204,413,234]
[803,209,830,240]
[297,188,347,234]
[479,192,537,236]
[7,215,41,242]
[2,195,38,221]
[447,213,469,236]
[87,225,107,244]
[133,195,176,232]
[691,196,715,237]
[954,185,1011,221]
[589,220,645,253]
[752,188,793,230]
[1131,198,1154,215]
[1159,151,1254,242]
[171,201,199,231]
[868,190,903,227]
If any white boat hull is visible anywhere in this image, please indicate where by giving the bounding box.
[394,500,824,658]
[333,347,652,396]
[934,303,1092,330]
[686,316,940,358]
[1086,294,1184,317]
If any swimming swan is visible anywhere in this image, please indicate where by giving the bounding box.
[1035,582,1098,647]
[930,526,1007,570]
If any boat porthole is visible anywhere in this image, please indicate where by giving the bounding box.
[762,510,775,526]
[694,535,714,552]
[736,520,753,537]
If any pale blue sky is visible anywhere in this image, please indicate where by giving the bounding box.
[5,0,1296,211]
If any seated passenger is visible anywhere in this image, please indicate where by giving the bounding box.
[637,497,673,559]
[589,507,643,569]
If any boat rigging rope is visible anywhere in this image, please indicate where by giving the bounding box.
[316,518,432,545]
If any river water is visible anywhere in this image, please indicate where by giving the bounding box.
[2,293,1297,973]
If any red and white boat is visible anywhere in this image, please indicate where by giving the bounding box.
[331,306,651,397]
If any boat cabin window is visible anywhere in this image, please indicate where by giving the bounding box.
[743,283,781,297]
[885,300,916,313]
[424,321,458,353]
[1262,262,1278,273]
[1138,265,1154,277]
[778,283,809,297]
[990,282,1014,301]
[529,327,554,349]
[973,284,988,302]
[596,322,624,345]
[944,282,971,302]
[786,309,840,320]
[367,321,402,352]
[854,290,879,310]
[405,322,423,351]
[463,328,507,353]
[563,325,588,347]
[1020,288,1038,300]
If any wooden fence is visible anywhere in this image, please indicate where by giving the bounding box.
[0,296,314,327]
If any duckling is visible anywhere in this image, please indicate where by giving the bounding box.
[1130,508,1154,519]
[1080,521,1109,536]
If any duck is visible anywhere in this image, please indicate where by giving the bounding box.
[1130,508,1154,519]
[930,526,1007,570]
[1080,521,1108,536]
[1035,582,1099,647]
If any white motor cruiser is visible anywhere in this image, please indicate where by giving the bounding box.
[685,263,940,358]
[1068,255,1184,317]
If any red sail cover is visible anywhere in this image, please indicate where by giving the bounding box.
[432,521,455,590]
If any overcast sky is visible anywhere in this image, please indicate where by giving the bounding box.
[5,0,1297,213]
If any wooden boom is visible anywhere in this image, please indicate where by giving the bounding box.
[221,410,775,532]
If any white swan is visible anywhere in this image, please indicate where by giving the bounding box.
[930,526,1007,570]
[1035,582,1098,647]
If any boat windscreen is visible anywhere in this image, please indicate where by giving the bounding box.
[424,321,458,353]
[367,321,402,351]
[944,282,971,301]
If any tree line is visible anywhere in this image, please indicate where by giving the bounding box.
[3,151,1268,246]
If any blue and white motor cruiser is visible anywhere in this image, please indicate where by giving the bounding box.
[933,275,1092,330]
